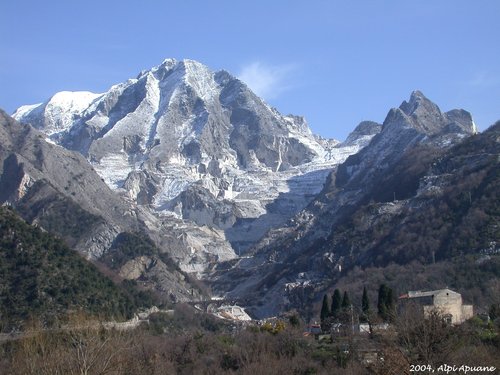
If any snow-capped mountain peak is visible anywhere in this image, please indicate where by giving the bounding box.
[13,91,102,136]
[12,58,373,271]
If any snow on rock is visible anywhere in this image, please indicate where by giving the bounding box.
[13,91,102,136]
[12,58,377,272]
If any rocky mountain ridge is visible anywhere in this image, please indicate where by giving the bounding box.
[13,58,376,261]
[211,91,481,317]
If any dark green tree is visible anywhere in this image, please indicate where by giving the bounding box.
[341,291,351,309]
[489,303,500,321]
[361,286,370,322]
[377,284,394,321]
[288,314,300,327]
[320,294,330,322]
[386,288,395,320]
[378,284,388,320]
[331,289,342,318]
[339,291,352,324]
[362,286,370,314]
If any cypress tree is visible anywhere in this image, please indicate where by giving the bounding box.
[320,294,330,322]
[377,284,394,321]
[377,284,389,320]
[386,288,395,321]
[341,291,351,309]
[362,286,370,315]
[331,289,342,318]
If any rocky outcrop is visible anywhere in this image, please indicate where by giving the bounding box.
[342,120,382,147]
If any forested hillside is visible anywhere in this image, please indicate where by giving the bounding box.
[328,121,500,267]
[0,207,154,330]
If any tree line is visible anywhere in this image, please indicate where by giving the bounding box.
[320,284,395,331]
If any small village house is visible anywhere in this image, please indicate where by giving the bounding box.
[399,288,473,324]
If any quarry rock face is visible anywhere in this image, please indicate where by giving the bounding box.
[210,91,478,318]
[13,58,376,266]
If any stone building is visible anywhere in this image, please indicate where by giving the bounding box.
[399,288,473,324]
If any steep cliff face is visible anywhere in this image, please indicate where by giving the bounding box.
[13,58,375,260]
[211,92,480,318]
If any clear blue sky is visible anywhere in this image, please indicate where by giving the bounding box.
[1,1,499,141]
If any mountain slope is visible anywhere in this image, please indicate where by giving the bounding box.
[212,92,482,317]
[0,110,204,301]
[13,59,376,259]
